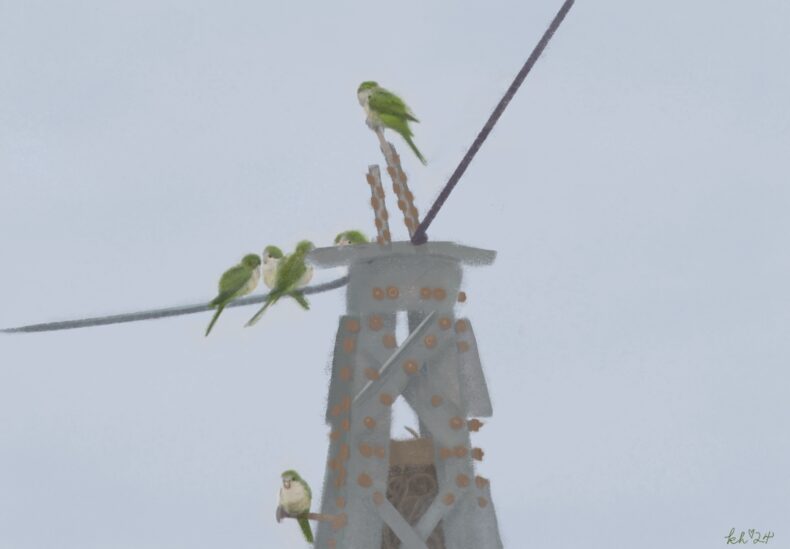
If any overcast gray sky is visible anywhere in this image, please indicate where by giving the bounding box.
[1,0,789,548]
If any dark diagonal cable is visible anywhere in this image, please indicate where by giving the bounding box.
[1,276,349,334]
[411,0,575,245]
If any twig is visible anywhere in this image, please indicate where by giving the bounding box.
[375,129,421,239]
[366,165,392,246]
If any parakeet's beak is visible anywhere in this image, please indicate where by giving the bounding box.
[283,479,291,489]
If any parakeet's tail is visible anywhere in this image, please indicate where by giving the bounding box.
[402,133,427,165]
[290,291,310,310]
[245,294,279,327]
[297,514,314,543]
[205,304,225,337]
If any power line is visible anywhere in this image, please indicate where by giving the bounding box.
[1,276,349,334]
[411,0,575,245]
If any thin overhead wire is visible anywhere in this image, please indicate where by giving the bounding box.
[1,276,349,334]
[411,0,575,245]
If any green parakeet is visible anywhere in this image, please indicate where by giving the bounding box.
[334,230,369,246]
[246,240,315,326]
[205,253,262,336]
[262,245,284,289]
[276,469,313,543]
[358,81,427,165]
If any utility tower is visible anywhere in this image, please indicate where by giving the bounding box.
[310,241,503,549]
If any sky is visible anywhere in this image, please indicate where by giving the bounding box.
[1,0,789,548]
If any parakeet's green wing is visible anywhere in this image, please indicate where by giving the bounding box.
[211,265,252,306]
[369,89,418,122]
[379,113,427,165]
[274,254,307,293]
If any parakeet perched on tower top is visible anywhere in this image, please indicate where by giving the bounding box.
[357,81,427,165]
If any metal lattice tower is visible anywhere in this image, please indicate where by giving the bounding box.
[310,241,503,549]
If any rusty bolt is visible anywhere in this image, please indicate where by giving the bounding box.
[379,393,394,406]
[359,443,373,458]
[342,337,355,353]
[457,291,467,302]
[382,334,397,348]
[403,359,418,374]
[357,473,372,488]
[341,418,350,432]
[457,341,470,353]
[424,334,437,348]
[364,367,380,381]
[468,419,484,432]
[420,287,432,299]
[368,315,382,331]
[439,447,453,460]
[372,287,385,300]
[443,493,456,506]
[454,446,468,458]
[386,286,399,299]
[439,317,452,330]
[478,497,489,508]
[364,416,376,429]
[345,319,360,333]
[330,404,341,417]
[431,395,443,407]
[449,416,464,430]
[339,367,351,381]
[475,476,489,489]
[433,288,447,301]
[341,395,351,412]
[472,448,485,461]
[456,474,470,488]
[455,319,468,333]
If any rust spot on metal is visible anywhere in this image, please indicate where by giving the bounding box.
[382,334,397,348]
[443,493,456,506]
[472,448,485,461]
[449,416,464,430]
[457,341,470,353]
[359,443,373,458]
[341,418,350,432]
[357,473,372,488]
[372,287,385,300]
[455,319,468,333]
[433,288,447,301]
[457,291,467,302]
[468,419,484,432]
[454,446,468,458]
[478,497,489,508]
[339,444,349,461]
[330,404,341,417]
[439,447,453,460]
[386,286,399,299]
[403,359,418,374]
[364,416,376,429]
[475,476,489,489]
[364,367,380,380]
[345,319,360,333]
[341,395,351,412]
[339,367,351,381]
[368,315,382,331]
[420,287,432,299]
[431,395,443,407]
[331,513,348,531]
[456,474,470,488]
[379,392,394,405]
[424,334,437,348]
[439,317,452,330]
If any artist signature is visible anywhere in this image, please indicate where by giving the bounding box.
[725,528,774,544]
